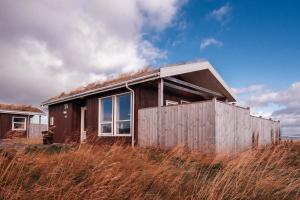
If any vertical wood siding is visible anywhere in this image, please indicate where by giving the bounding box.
[215,102,252,154]
[250,116,280,146]
[48,101,81,143]
[28,124,48,139]
[215,101,280,154]
[0,113,28,139]
[0,113,13,139]
[138,101,215,153]
[138,100,280,154]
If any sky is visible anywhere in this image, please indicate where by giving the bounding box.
[0,0,299,137]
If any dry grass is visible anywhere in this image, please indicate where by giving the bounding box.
[2,138,43,145]
[46,67,159,103]
[0,142,299,200]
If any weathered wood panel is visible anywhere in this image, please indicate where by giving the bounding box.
[28,124,48,139]
[215,101,251,154]
[138,101,215,153]
[215,101,280,154]
[250,116,280,146]
[139,100,280,155]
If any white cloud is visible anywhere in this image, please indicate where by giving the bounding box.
[200,37,223,50]
[208,3,231,22]
[0,0,185,105]
[232,84,265,95]
[234,82,300,137]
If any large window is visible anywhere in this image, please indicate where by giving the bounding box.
[99,93,132,136]
[12,117,26,131]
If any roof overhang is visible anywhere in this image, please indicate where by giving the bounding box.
[0,109,45,116]
[160,61,237,102]
[41,72,160,106]
[42,60,236,106]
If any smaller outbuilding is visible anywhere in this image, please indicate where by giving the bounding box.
[0,103,45,139]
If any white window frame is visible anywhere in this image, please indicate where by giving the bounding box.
[115,93,132,136]
[181,100,190,104]
[98,95,114,136]
[98,92,132,137]
[12,116,27,131]
[166,100,178,106]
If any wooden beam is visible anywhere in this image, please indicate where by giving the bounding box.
[158,78,164,106]
[164,82,208,97]
[164,76,224,98]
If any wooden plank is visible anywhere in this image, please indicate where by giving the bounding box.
[164,82,207,97]
[29,124,48,139]
[164,76,224,97]
[138,100,280,154]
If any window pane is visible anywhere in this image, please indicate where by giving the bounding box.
[14,123,25,130]
[101,123,112,134]
[117,94,131,120]
[116,121,130,134]
[14,118,25,123]
[101,97,112,121]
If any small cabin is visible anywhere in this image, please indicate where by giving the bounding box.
[42,61,280,154]
[0,103,45,139]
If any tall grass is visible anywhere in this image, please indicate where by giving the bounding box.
[0,142,299,200]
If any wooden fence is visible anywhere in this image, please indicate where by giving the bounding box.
[138,101,215,153]
[138,100,280,154]
[215,101,280,154]
[29,124,48,139]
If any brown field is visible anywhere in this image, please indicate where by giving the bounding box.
[0,141,299,200]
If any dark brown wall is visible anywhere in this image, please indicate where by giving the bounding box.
[47,80,205,144]
[0,113,28,139]
[48,101,82,143]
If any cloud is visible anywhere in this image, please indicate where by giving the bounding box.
[232,84,265,95]
[234,82,300,137]
[208,3,231,22]
[0,0,185,105]
[200,37,223,50]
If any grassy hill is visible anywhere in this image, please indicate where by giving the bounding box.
[0,141,299,200]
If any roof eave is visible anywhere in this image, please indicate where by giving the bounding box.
[41,72,161,106]
[0,109,45,115]
[160,61,237,102]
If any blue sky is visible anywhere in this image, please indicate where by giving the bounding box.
[150,0,300,89]
[147,0,300,137]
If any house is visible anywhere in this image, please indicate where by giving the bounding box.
[0,103,45,139]
[42,61,280,154]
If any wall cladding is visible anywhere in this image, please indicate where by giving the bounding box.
[138,100,280,155]
[138,101,215,154]
[215,101,280,154]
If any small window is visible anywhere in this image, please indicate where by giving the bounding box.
[50,117,54,126]
[99,96,113,135]
[166,100,178,106]
[12,117,26,131]
[181,100,190,104]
